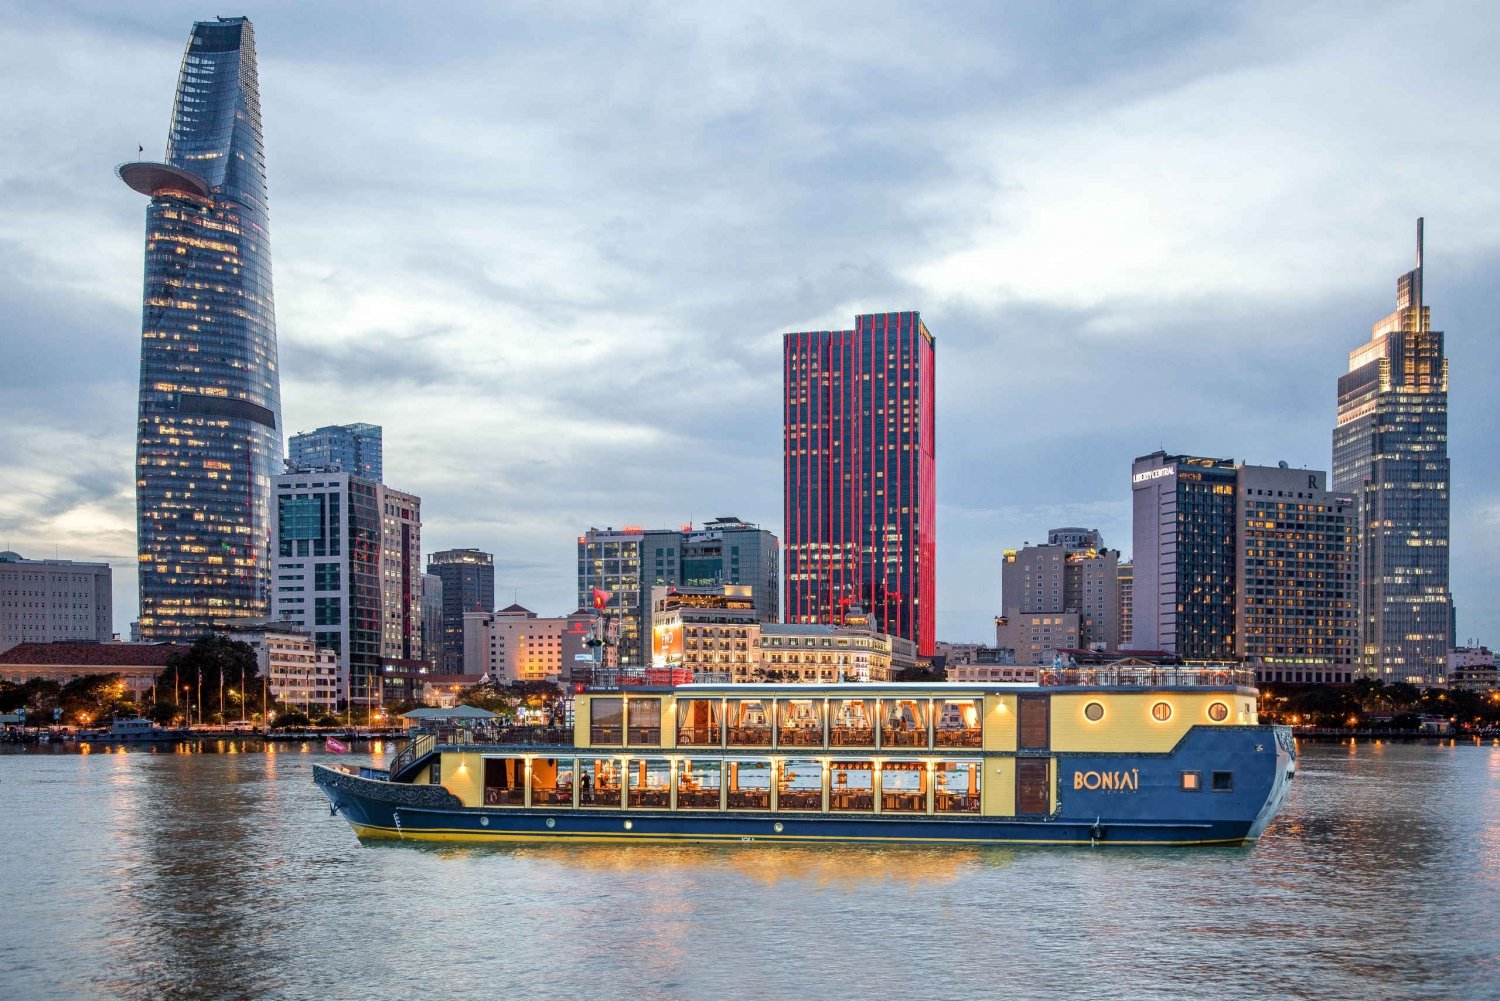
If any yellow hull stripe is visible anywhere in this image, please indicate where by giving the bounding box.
[346,822,1249,847]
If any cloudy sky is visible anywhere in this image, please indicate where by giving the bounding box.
[2,0,1496,644]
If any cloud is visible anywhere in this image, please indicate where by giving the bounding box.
[0,1,1496,644]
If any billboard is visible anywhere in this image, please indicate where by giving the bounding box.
[652,620,683,669]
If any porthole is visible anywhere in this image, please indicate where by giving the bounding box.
[773,822,784,833]
[623,820,633,830]
[1208,702,1229,722]
[545,818,556,828]
[1151,702,1173,722]
[1083,702,1105,722]
[480,816,489,827]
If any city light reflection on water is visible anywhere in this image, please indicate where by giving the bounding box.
[1,741,1497,1000]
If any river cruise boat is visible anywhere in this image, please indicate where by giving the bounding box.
[313,670,1296,847]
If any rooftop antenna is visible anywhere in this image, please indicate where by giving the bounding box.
[1414,217,1424,335]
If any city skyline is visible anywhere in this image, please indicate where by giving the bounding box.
[2,4,1498,646]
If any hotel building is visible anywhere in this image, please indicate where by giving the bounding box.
[462,605,598,683]
[996,528,1121,661]
[1333,220,1453,684]
[1132,453,1356,683]
[784,311,936,656]
[120,17,282,641]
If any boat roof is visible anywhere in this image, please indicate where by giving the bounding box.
[401,705,498,719]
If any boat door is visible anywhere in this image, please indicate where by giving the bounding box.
[1016,695,1051,816]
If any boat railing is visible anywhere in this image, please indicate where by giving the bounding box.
[1037,666,1256,688]
[389,731,436,778]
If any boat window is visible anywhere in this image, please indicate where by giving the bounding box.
[590,698,623,745]
[531,757,572,807]
[627,758,671,808]
[934,699,982,747]
[1083,701,1105,723]
[829,761,875,812]
[880,761,928,813]
[677,758,722,809]
[627,698,661,745]
[483,757,526,807]
[777,758,823,811]
[935,760,981,814]
[1207,702,1229,722]
[881,698,929,748]
[1181,770,1201,791]
[830,698,875,747]
[1211,770,1233,792]
[579,757,621,807]
[676,698,721,747]
[727,699,772,746]
[726,759,772,809]
[777,698,824,748]
[1151,702,1173,722]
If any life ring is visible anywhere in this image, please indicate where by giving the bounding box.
[1041,674,1060,687]
[1212,672,1229,686]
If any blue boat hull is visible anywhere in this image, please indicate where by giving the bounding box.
[314,725,1295,848]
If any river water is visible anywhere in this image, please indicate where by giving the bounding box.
[0,739,1495,1000]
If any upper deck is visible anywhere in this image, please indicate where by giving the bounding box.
[571,670,1259,756]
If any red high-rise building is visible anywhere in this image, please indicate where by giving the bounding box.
[783,311,936,656]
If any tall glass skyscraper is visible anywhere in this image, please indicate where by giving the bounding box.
[118,17,281,641]
[1333,220,1452,685]
[783,312,936,656]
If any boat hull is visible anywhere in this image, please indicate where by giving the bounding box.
[314,725,1295,848]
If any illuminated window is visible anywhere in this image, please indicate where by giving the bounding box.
[1151,702,1173,722]
[1207,702,1229,722]
[1181,771,1201,791]
[1083,702,1105,722]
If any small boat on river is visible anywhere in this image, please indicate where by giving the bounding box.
[314,671,1295,847]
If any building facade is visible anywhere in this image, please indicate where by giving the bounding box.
[997,528,1121,658]
[0,552,113,655]
[120,17,282,641]
[1131,453,1357,682]
[224,622,341,713]
[578,520,779,668]
[427,549,495,674]
[288,423,382,481]
[1117,562,1134,647]
[420,573,443,669]
[1235,465,1356,684]
[784,311,936,656]
[1447,647,1496,691]
[1131,452,1239,659]
[271,470,421,705]
[1333,221,1453,685]
[0,642,186,702]
[462,605,597,683]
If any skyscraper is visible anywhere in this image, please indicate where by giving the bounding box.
[1131,452,1238,659]
[428,549,495,674]
[119,17,281,641]
[1333,220,1453,685]
[288,423,383,481]
[783,311,936,656]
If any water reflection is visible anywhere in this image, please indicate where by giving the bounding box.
[2,742,1498,1000]
[410,841,1009,887]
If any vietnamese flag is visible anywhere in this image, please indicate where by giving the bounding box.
[592,587,610,611]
